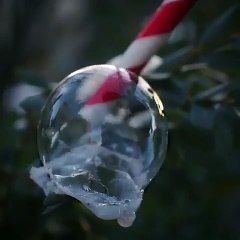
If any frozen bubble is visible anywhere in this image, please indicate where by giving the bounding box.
[31,64,168,227]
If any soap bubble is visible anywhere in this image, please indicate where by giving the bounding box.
[32,64,168,227]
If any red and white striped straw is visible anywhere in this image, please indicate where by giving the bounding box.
[83,0,197,108]
[121,0,198,74]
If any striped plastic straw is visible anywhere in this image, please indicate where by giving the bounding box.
[80,0,197,120]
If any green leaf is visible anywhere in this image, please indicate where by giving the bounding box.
[205,49,240,76]
[189,104,215,130]
[20,94,45,113]
[156,46,194,73]
[199,4,240,47]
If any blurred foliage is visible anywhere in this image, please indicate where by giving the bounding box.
[0,0,240,239]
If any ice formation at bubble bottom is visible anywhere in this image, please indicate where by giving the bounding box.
[30,65,168,227]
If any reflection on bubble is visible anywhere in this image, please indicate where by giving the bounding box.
[31,64,168,227]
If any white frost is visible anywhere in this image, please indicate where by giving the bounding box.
[30,144,145,227]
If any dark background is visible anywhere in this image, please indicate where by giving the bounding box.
[0,0,240,239]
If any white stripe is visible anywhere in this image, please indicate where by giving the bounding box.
[117,34,169,69]
[162,0,180,5]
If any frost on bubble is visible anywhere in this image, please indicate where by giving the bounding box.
[30,65,168,227]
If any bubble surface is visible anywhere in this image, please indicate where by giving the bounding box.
[32,64,168,227]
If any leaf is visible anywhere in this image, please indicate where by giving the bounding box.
[189,104,215,130]
[204,49,240,76]
[199,4,240,47]
[158,78,190,108]
[20,94,46,113]
[213,107,235,155]
[156,46,194,73]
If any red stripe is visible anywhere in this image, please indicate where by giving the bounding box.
[137,0,197,38]
[85,71,134,105]
[127,63,147,75]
